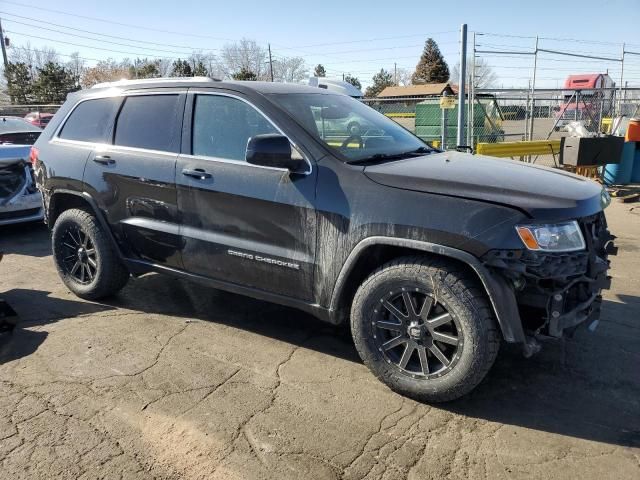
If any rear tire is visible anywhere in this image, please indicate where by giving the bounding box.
[350,256,500,402]
[52,208,129,300]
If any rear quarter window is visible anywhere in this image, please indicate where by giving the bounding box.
[114,95,181,152]
[58,97,121,143]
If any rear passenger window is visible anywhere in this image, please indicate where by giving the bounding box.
[192,95,278,161]
[114,95,181,152]
[59,97,120,143]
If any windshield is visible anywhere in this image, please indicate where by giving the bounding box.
[269,93,432,162]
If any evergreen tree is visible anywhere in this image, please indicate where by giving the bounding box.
[344,75,361,90]
[193,61,208,77]
[411,38,450,84]
[171,59,193,77]
[131,59,161,79]
[32,62,78,103]
[364,69,394,97]
[232,67,257,81]
[4,62,33,104]
[314,64,326,77]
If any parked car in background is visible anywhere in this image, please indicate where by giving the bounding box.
[0,144,44,226]
[24,112,55,129]
[0,117,42,145]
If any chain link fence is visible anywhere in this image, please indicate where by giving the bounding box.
[363,88,640,166]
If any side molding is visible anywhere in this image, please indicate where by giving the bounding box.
[329,236,525,343]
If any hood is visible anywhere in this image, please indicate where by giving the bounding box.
[363,151,606,220]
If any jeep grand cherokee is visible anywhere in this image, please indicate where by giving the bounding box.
[33,78,614,402]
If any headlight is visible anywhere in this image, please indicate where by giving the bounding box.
[515,221,585,252]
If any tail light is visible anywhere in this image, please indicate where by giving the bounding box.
[30,146,39,166]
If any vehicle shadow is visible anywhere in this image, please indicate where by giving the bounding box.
[0,222,50,257]
[444,296,640,449]
[0,288,116,365]
[102,273,362,363]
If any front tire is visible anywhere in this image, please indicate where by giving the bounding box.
[351,256,500,402]
[52,208,129,300]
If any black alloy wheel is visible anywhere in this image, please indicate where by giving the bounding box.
[60,225,98,285]
[372,287,462,379]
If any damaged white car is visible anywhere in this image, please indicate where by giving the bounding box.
[0,145,44,226]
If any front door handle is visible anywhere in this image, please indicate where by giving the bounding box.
[182,168,212,180]
[93,155,115,165]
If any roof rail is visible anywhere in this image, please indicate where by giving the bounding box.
[91,76,221,89]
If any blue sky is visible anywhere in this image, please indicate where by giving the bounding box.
[2,0,640,88]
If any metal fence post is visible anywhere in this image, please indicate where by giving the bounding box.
[456,24,467,147]
[528,36,539,141]
[441,93,448,148]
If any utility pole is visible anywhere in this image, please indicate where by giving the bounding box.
[394,62,397,85]
[456,23,467,148]
[0,18,9,70]
[528,36,539,142]
[268,44,274,82]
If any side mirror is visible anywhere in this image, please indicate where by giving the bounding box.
[246,134,307,173]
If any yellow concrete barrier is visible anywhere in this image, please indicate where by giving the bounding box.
[384,113,416,118]
[476,139,561,158]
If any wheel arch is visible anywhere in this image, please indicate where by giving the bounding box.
[48,189,126,262]
[328,237,525,343]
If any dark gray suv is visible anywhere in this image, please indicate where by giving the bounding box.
[33,78,614,401]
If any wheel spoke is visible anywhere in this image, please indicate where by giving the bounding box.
[383,300,408,323]
[85,264,94,281]
[81,232,89,247]
[401,292,418,318]
[63,254,76,262]
[70,261,81,276]
[85,248,95,255]
[398,343,415,369]
[63,242,76,250]
[382,335,407,351]
[429,344,450,367]
[431,331,459,346]
[87,257,97,269]
[80,264,86,283]
[375,320,403,332]
[419,297,434,322]
[427,312,452,328]
[417,346,430,375]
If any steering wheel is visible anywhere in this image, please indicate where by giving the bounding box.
[340,134,364,149]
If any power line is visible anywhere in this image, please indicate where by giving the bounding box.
[2,0,238,41]
[3,22,217,56]
[0,11,216,51]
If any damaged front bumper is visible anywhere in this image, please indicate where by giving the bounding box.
[0,151,44,226]
[483,212,614,340]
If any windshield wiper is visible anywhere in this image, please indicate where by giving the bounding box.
[346,146,433,165]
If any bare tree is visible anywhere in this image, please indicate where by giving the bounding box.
[66,52,85,86]
[451,57,497,89]
[218,39,268,80]
[272,56,308,83]
[9,42,59,78]
[394,67,413,86]
[80,59,131,88]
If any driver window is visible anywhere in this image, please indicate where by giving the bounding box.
[192,95,278,161]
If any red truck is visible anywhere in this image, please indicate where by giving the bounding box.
[555,73,615,130]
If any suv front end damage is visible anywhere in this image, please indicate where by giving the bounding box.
[0,147,44,226]
[483,212,614,342]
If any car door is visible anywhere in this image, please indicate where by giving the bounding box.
[83,91,186,269]
[176,91,317,301]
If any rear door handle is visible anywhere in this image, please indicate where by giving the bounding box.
[93,155,115,165]
[182,168,212,180]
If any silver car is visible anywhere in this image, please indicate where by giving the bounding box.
[0,145,44,226]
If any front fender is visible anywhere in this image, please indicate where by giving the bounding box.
[329,236,525,343]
